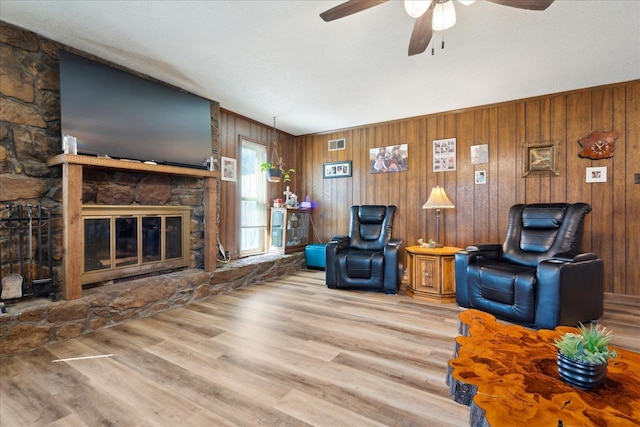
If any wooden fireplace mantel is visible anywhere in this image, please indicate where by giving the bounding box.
[47,154,220,300]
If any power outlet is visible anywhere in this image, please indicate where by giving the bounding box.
[635,173,640,184]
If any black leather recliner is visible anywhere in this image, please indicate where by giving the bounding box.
[326,205,403,294]
[455,203,604,329]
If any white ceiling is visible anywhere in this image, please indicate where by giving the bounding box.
[1,0,639,136]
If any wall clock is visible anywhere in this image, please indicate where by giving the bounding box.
[578,130,619,160]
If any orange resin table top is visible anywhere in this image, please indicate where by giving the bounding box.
[448,309,640,427]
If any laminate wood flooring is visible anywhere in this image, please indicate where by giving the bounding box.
[1,270,639,426]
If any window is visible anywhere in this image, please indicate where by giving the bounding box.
[240,138,268,256]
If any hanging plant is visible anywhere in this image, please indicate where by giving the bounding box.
[261,116,295,183]
[260,162,294,183]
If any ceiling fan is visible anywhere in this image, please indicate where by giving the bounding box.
[320,0,555,56]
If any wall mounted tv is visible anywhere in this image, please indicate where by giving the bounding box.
[59,50,212,169]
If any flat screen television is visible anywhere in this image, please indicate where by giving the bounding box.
[59,50,212,169]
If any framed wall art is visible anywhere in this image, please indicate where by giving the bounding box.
[475,170,487,184]
[471,144,489,164]
[523,141,560,177]
[369,144,408,173]
[586,166,607,183]
[323,160,352,179]
[221,156,237,182]
[433,138,456,172]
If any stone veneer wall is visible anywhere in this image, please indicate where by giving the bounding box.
[0,252,306,358]
[0,21,221,282]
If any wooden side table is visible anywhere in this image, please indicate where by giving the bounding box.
[405,246,461,303]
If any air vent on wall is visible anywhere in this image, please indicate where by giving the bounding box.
[328,138,346,151]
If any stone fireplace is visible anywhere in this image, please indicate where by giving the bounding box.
[47,154,219,300]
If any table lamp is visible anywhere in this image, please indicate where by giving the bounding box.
[422,186,455,246]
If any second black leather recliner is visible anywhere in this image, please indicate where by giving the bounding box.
[455,203,604,329]
[326,205,403,294]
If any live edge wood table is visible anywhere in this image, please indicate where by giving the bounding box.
[447,309,640,427]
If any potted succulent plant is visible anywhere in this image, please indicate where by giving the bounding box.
[554,322,617,390]
[260,162,295,183]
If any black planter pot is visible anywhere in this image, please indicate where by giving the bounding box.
[557,351,608,390]
[266,168,283,183]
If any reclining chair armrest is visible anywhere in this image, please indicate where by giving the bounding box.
[535,256,604,329]
[383,239,403,294]
[330,235,350,244]
[387,238,403,248]
[552,252,598,263]
[465,243,503,259]
[326,237,350,288]
[454,243,503,307]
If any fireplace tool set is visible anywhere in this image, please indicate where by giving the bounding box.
[0,203,56,311]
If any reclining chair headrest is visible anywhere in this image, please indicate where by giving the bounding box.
[350,205,396,251]
[503,202,591,267]
[358,205,387,224]
[521,203,568,229]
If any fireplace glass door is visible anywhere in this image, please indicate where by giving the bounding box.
[142,217,161,263]
[84,218,111,272]
[116,217,138,267]
[82,206,190,284]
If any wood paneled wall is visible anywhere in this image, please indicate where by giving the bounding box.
[292,81,640,299]
[218,110,299,258]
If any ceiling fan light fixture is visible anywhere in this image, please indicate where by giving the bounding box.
[404,0,431,18]
[432,0,456,31]
[458,0,475,5]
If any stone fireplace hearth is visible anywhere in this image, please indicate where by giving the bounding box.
[0,252,306,358]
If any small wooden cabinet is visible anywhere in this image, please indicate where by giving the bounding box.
[269,208,310,254]
[405,246,461,303]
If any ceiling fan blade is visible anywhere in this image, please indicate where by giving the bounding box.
[408,5,434,56]
[320,0,388,22]
[486,0,554,11]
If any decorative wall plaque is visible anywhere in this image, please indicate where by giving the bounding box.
[578,130,618,160]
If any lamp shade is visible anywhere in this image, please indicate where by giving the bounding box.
[422,186,455,209]
[404,0,431,18]
[432,0,456,31]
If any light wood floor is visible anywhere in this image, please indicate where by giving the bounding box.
[1,270,638,427]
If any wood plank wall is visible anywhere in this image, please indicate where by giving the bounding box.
[292,81,640,299]
[218,110,299,258]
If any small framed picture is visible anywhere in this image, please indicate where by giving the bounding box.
[471,144,489,164]
[475,170,487,185]
[323,160,352,179]
[523,141,560,177]
[586,166,607,183]
[221,156,236,182]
